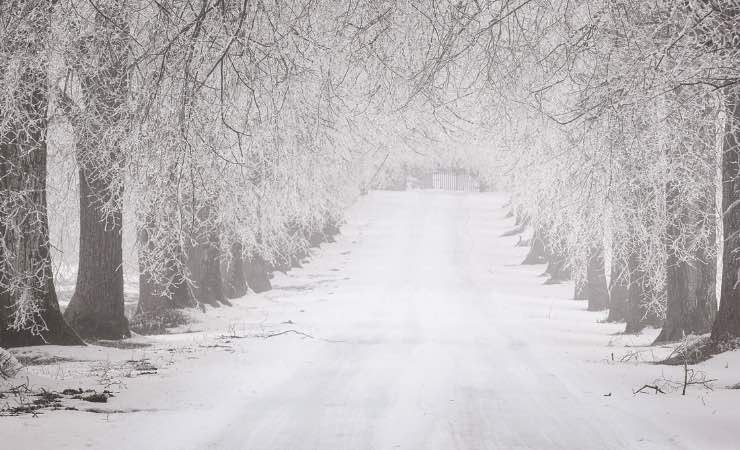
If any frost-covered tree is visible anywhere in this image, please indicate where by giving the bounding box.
[0,1,82,346]
[60,0,131,340]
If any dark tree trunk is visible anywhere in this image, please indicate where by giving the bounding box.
[308,230,325,247]
[63,169,129,340]
[712,86,740,342]
[522,229,547,265]
[137,253,194,312]
[544,246,570,284]
[63,8,130,340]
[623,248,647,333]
[0,4,82,347]
[607,258,628,322]
[586,247,609,311]
[655,256,716,344]
[132,226,195,334]
[188,230,229,307]
[323,219,340,242]
[183,202,229,307]
[244,254,272,293]
[655,183,717,344]
[623,252,660,333]
[223,242,247,299]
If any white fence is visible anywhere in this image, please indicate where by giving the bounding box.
[431,171,479,192]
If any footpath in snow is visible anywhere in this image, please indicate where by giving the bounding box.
[4,191,740,449]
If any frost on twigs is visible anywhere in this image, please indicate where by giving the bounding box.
[659,336,740,366]
[0,347,22,380]
[634,338,719,396]
[634,365,717,397]
[9,287,50,339]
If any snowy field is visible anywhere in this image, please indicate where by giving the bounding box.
[3,190,740,449]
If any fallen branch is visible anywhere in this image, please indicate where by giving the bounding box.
[262,330,316,339]
[634,384,665,395]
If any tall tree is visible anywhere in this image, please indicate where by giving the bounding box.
[656,145,717,343]
[133,222,195,334]
[63,2,130,340]
[711,86,740,343]
[0,1,82,346]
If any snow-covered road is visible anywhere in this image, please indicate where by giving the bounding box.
[6,191,740,449]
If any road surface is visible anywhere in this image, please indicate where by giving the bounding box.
[8,191,739,449]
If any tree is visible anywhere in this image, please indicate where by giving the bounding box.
[132,222,196,334]
[63,2,130,340]
[0,1,82,346]
[655,112,718,343]
[711,86,740,343]
[187,204,230,308]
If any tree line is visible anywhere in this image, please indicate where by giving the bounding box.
[1,1,739,355]
[489,1,740,355]
[0,0,511,347]
[0,0,403,346]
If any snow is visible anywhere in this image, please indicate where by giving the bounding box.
[4,190,740,449]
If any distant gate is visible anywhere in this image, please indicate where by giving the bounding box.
[430,170,479,192]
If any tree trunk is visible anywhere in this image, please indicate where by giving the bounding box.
[132,226,195,334]
[522,229,547,265]
[607,258,628,322]
[655,257,716,343]
[624,251,647,333]
[188,231,229,307]
[0,3,82,347]
[656,185,717,344]
[244,254,272,293]
[623,252,660,333]
[63,8,130,340]
[544,246,570,284]
[711,86,740,342]
[308,230,325,247]
[323,219,340,242]
[586,246,609,311]
[137,252,194,312]
[223,242,247,299]
[63,169,129,340]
